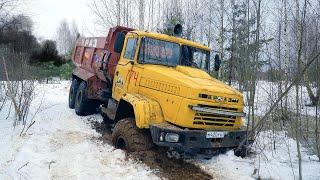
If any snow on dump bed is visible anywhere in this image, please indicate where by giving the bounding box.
[0,81,158,180]
[194,131,320,180]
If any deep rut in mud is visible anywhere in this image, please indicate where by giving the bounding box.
[89,119,214,180]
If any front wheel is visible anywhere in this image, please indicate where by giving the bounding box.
[112,118,153,151]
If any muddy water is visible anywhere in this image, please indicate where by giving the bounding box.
[89,120,215,180]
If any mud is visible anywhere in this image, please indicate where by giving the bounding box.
[88,119,215,180]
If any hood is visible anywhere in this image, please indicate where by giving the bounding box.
[140,65,242,99]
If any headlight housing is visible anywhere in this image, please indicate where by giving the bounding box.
[165,133,180,142]
[160,132,180,143]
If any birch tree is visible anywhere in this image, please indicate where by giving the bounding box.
[55,20,79,55]
[138,0,145,30]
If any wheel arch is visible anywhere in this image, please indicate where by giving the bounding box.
[72,73,83,82]
[72,67,101,99]
[114,93,165,128]
[72,67,95,82]
[114,99,135,123]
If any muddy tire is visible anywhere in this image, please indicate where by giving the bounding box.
[68,79,79,109]
[102,113,113,125]
[91,100,101,113]
[234,146,249,158]
[75,81,95,116]
[112,118,153,151]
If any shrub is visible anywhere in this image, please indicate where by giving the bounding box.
[30,40,66,66]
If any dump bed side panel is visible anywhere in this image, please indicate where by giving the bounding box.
[71,26,134,83]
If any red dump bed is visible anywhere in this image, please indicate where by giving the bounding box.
[72,26,134,83]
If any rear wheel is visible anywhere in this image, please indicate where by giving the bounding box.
[112,118,153,151]
[75,81,96,116]
[68,78,79,109]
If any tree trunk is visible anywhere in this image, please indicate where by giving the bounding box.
[219,0,224,79]
[284,0,289,113]
[229,0,236,86]
[294,0,306,179]
[116,0,121,25]
[139,0,145,30]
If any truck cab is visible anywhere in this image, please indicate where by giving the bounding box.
[70,26,253,156]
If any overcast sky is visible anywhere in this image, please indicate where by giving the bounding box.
[23,0,98,40]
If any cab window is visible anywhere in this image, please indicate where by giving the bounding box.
[123,38,138,60]
[181,46,210,71]
[138,37,180,66]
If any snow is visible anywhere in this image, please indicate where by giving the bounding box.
[0,81,158,180]
[0,81,319,180]
[243,81,319,117]
[195,131,320,180]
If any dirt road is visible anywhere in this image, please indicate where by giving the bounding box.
[89,119,215,180]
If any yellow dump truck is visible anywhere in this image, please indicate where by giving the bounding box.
[69,25,253,157]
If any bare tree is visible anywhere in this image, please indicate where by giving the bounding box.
[55,20,78,55]
[138,0,145,30]
[316,88,320,161]
[90,0,133,31]
[219,0,225,78]
[2,52,36,131]
[228,0,236,86]
[0,80,7,113]
[0,0,19,31]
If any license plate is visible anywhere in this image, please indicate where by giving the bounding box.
[206,131,227,139]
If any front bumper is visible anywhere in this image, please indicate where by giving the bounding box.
[150,123,254,154]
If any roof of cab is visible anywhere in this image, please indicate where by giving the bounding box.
[130,30,211,51]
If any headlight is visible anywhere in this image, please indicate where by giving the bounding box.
[159,132,180,143]
[165,133,180,143]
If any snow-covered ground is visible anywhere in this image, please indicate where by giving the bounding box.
[195,131,320,180]
[0,82,158,180]
[242,81,319,117]
[0,81,319,180]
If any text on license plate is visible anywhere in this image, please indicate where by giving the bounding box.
[206,131,227,139]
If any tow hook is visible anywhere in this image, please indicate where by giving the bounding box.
[166,148,183,159]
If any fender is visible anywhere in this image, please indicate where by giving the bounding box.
[120,93,165,128]
[72,67,101,99]
[72,67,95,81]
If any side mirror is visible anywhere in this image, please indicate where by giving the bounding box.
[174,24,183,37]
[114,32,125,53]
[214,54,221,71]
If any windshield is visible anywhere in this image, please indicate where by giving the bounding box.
[138,38,180,66]
[138,37,210,71]
[181,45,210,71]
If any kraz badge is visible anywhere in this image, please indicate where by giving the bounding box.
[115,76,124,87]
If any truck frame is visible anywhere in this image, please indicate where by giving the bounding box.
[69,25,254,156]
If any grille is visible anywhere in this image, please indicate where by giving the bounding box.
[199,93,239,103]
[197,104,238,112]
[193,113,236,127]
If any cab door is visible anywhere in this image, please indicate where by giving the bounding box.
[112,34,139,101]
